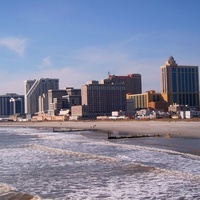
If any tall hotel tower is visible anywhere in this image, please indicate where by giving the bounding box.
[24,78,59,115]
[81,80,126,117]
[102,73,142,94]
[160,56,199,109]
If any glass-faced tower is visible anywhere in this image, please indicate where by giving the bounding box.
[160,56,199,109]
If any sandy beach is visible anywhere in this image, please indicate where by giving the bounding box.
[1,120,200,138]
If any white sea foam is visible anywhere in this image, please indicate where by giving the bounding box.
[157,167,200,181]
[25,143,119,163]
[106,140,200,159]
[1,127,200,199]
[75,136,200,159]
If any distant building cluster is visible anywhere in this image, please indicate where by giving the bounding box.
[0,56,200,121]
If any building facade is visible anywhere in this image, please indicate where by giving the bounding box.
[47,89,67,115]
[63,87,81,108]
[0,93,24,116]
[47,87,81,115]
[102,73,142,94]
[127,90,168,111]
[160,56,199,109]
[79,80,126,118]
[24,78,59,115]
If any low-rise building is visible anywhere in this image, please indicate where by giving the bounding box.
[168,104,190,113]
[71,105,88,119]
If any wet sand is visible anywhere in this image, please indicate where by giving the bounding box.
[1,120,200,138]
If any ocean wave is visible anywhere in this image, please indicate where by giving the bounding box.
[25,144,119,163]
[122,163,156,173]
[2,127,200,161]
[10,127,199,160]
[121,161,200,181]
[35,133,89,143]
[155,166,200,181]
[76,137,200,161]
[68,138,200,163]
[102,140,200,160]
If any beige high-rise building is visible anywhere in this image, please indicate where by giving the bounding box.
[80,80,126,118]
[160,56,199,109]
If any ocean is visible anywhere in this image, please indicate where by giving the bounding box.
[0,127,200,200]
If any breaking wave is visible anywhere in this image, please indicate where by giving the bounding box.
[24,143,119,163]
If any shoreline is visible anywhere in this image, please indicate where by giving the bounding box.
[1,120,200,138]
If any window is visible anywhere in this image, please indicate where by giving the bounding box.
[173,94,177,103]
[172,72,177,92]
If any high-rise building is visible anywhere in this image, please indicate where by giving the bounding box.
[47,87,81,115]
[102,73,142,94]
[160,56,199,108]
[79,80,126,117]
[0,93,24,116]
[62,87,81,108]
[24,78,59,115]
[47,89,67,115]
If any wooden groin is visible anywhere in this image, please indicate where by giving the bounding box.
[52,128,98,132]
[107,131,160,139]
[53,128,87,132]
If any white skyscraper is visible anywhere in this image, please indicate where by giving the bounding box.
[24,78,59,115]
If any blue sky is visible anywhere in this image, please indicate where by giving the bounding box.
[0,0,200,94]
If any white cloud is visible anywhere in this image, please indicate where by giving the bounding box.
[0,36,28,56]
[35,67,92,89]
[75,46,141,75]
[71,43,161,92]
[38,56,53,69]
[0,34,162,95]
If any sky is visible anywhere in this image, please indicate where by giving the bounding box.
[0,0,200,95]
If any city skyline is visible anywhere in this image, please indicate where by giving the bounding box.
[0,0,200,95]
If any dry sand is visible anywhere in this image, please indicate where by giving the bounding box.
[0,120,200,138]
